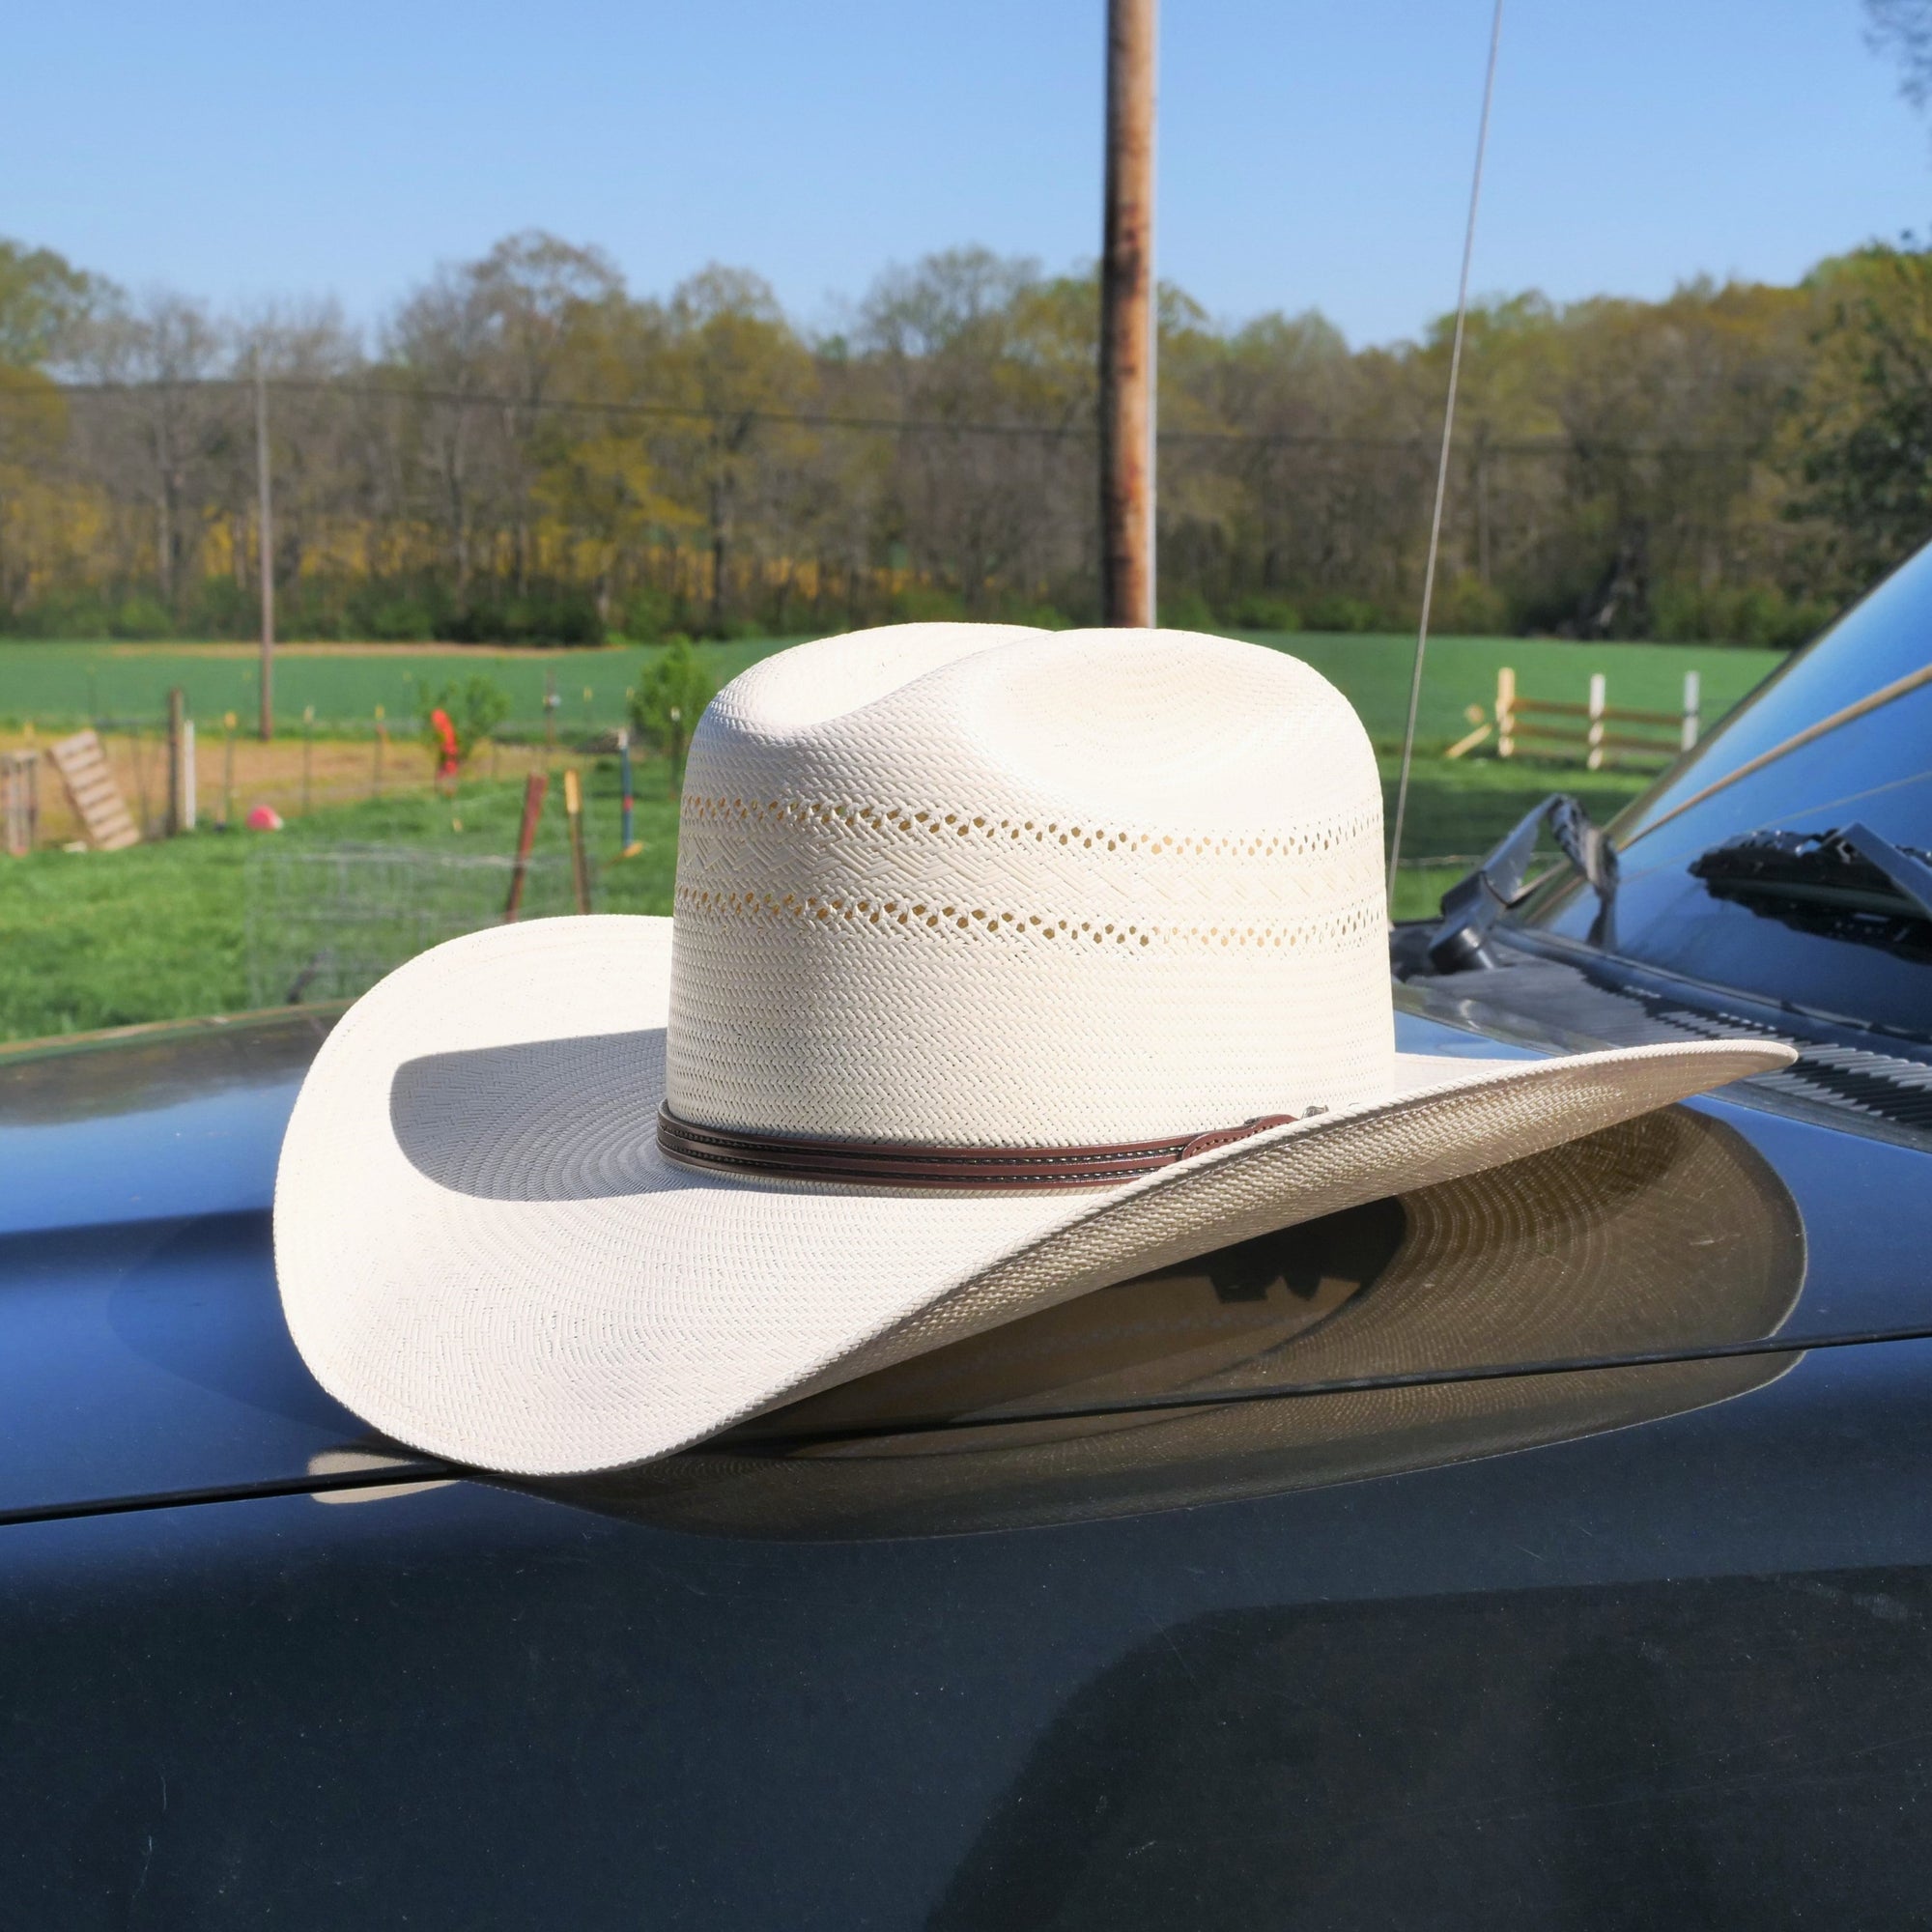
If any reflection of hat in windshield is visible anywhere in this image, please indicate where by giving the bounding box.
[540,1104,1804,1539]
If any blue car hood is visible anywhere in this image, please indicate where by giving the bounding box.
[3,996,1932,1524]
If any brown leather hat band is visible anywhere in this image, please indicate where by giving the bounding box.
[656,1103,1301,1189]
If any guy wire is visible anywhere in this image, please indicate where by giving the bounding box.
[1386,0,1506,909]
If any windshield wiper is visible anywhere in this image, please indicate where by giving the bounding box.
[1690,823,1932,937]
[1420,793,1619,975]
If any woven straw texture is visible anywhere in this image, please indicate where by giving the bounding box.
[668,625,1391,1142]
[275,914,1793,1475]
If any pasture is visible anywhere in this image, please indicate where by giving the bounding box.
[0,631,1784,749]
[0,743,1651,1043]
[0,629,1774,1042]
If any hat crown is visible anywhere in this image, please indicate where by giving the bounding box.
[666,624,1393,1145]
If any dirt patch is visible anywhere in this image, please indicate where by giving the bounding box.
[1,727,556,846]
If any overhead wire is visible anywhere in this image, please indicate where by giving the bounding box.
[10,373,1754,462]
[1385,0,1506,910]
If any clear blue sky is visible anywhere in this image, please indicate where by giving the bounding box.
[9,0,1929,348]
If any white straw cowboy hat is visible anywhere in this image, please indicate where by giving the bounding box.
[274,622,1793,1476]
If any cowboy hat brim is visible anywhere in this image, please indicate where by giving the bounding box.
[273,915,1795,1476]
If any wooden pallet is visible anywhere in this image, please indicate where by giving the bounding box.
[46,730,141,850]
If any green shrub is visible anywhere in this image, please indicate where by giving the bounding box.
[1232,594,1302,632]
[628,639,716,782]
[109,593,175,639]
[890,583,969,624]
[1304,593,1383,634]
[1157,588,1218,632]
[1432,574,1510,637]
[616,585,685,643]
[1652,582,1833,650]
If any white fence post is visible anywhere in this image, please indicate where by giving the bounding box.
[1587,672,1606,772]
[182,720,197,832]
[1496,666,1516,759]
[1682,670,1701,752]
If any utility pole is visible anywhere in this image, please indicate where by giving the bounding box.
[255,357,276,740]
[1099,0,1157,627]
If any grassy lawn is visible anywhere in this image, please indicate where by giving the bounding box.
[1267,633,1781,749]
[0,737,1648,1041]
[0,631,1783,749]
[0,758,684,1041]
[0,639,791,739]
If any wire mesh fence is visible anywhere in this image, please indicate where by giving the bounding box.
[244,844,582,1009]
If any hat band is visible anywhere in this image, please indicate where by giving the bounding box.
[656,1103,1301,1190]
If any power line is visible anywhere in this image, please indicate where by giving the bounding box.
[16,375,1762,461]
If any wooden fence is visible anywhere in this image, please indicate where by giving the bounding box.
[1449,668,1702,770]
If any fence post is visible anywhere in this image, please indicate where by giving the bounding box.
[1586,673,1605,772]
[2,752,39,858]
[165,688,185,837]
[301,704,314,815]
[563,767,592,914]
[503,772,549,923]
[1495,667,1516,759]
[182,719,197,832]
[617,726,639,855]
[1682,670,1701,752]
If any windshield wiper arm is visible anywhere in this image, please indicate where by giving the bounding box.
[1690,822,1932,926]
[1423,792,1619,974]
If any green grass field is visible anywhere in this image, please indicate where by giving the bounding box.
[0,760,685,1041]
[0,627,1758,1042]
[0,744,1654,1043]
[0,631,1783,749]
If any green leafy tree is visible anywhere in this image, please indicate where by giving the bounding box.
[422,673,512,770]
[1787,246,1932,591]
[0,239,103,368]
[627,639,715,784]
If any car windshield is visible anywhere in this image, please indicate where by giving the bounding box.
[1519,542,1932,1038]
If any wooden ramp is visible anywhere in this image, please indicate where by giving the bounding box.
[47,730,140,850]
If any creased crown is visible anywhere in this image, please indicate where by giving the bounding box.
[666,623,1392,1147]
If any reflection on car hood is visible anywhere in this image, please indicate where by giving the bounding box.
[1,1000,1930,1529]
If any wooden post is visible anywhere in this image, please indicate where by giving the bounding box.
[503,771,549,923]
[165,688,185,837]
[1587,672,1606,772]
[2,753,39,858]
[256,360,275,742]
[1682,670,1701,752]
[182,719,197,832]
[563,768,592,914]
[1495,666,1516,759]
[1099,0,1157,628]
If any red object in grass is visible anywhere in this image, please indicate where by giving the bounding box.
[429,707,461,779]
[245,805,284,832]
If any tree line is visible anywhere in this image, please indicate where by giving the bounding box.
[0,228,1927,647]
